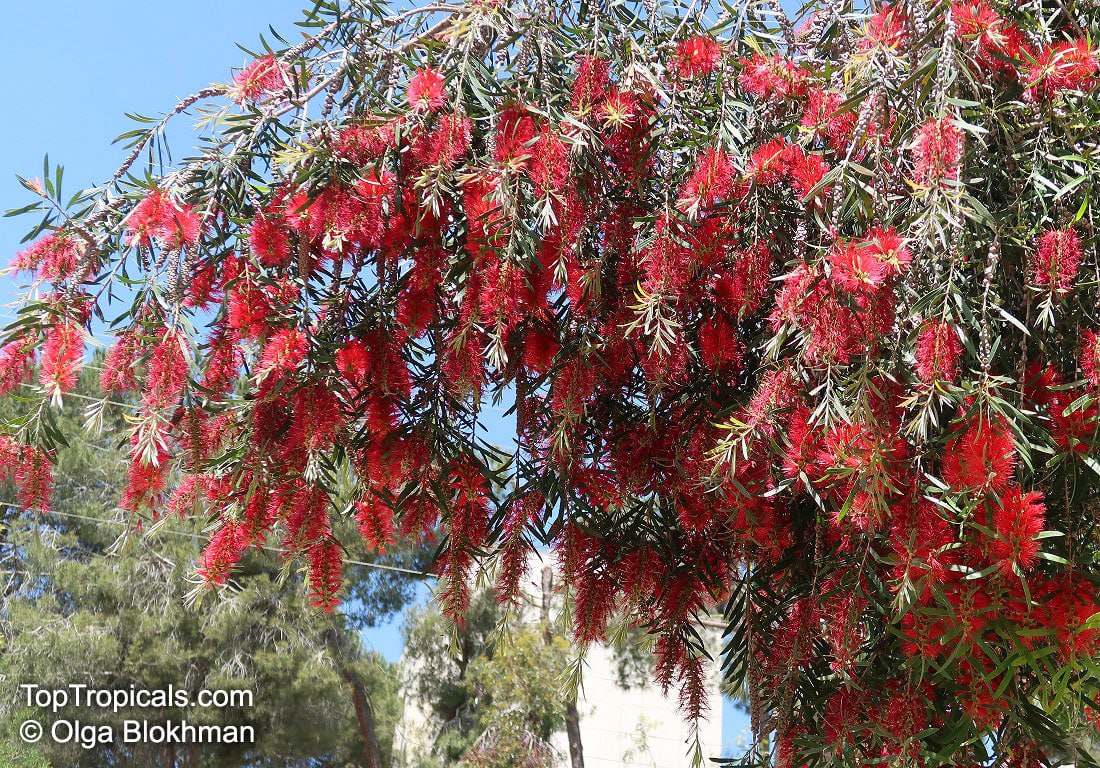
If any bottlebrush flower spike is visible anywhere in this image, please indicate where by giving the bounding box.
[198,521,250,586]
[912,116,963,187]
[11,231,89,282]
[988,487,1045,574]
[670,35,723,79]
[308,540,344,612]
[739,53,808,100]
[915,321,963,383]
[143,328,190,411]
[1026,39,1099,101]
[39,322,83,398]
[407,67,446,112]
[828,241,888,294]
[1081,331,1100,388]
[1029,227,1082,297]
[943,417,1016,493]
[231,54,289,103]
[355,496,395,552]
[0,337,34,397]
[124,190,202,250]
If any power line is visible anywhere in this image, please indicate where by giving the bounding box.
[1,498,434,579]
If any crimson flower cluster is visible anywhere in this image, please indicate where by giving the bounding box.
[4,0,1100,765]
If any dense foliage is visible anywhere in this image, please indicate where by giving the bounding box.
[4,0,1100,764]
[0,369,410,767]
[400,589,574,767]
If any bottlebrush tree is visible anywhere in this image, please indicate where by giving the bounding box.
[3,0,1100,764]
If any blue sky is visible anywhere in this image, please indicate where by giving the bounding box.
[0,1,747,756]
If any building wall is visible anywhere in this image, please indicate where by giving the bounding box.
[394,562,724,767]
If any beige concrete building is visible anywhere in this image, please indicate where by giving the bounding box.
[394,560,724,767]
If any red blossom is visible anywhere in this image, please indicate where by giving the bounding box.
[232,54,288,103]
[988,487,1045,574]
[943,417,1016,493]
[125,190,203,250]
[407,67,446,112]
[912,116,963,187]
[1029,227,1082,296]
[739,53,808,101]
[670,35,723,79]
[39,322,83,396]
[915,320,963,383]
[0,338,34,397]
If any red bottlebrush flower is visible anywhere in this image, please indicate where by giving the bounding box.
[698,313,743,374]
[125,190,203,250]
[828,241,888,294]
[912,116,963,187]
[953,0,1030,76]
[39,321,83,396]
[861,3,909,51]
[988,487,1045,574]
[255,328,307,387]
[101,330,144,394]
[600,87,641,131]
[528,131,570,195]
[785,145,831,199]
[198,521,250,585]
[201,326,244,394]
[143,329,189,411]
[1026,39,1099,101]
[858,226,911,276]
[11,231,89,282]
[285,383,343,458]
[521,328,560,375]
[492,104,539,167]
[571,56,610,114]
[677,148,740,215]
[915,320,963,383]
[185,259,221,310]
[1029,227,1082,296]
[801,88,858,151]
[943,417,1016,493]
[333,120,395,165]
[407,67,446,112]
[335,338,373,399]
[739,53,808,101]
[249,214,291,266]
[747,139,790,185]
[412,113,472,169]
[231,54,288,103]
[308,540,344,613]
[355,496,395,552]
[670,35,723,79]
[890,499,957,597]
[495,493,540,606]
[0,337,34,396]
[120,432,171,513]
[14,443,54,511]
[1081,331,1100,388]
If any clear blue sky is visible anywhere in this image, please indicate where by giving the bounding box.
[0,1,747,756]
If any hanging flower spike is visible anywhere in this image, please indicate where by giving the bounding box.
[670,35,723,80]
[915,321,963,383]
[231,54,289,103]
[407,67,446,112]
[912,116,963,187]
[988,487,1045,574]
[1029,226,1082,298]
[124,189,203,250]
[943,417,1017,494]
[39,322,84,399]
